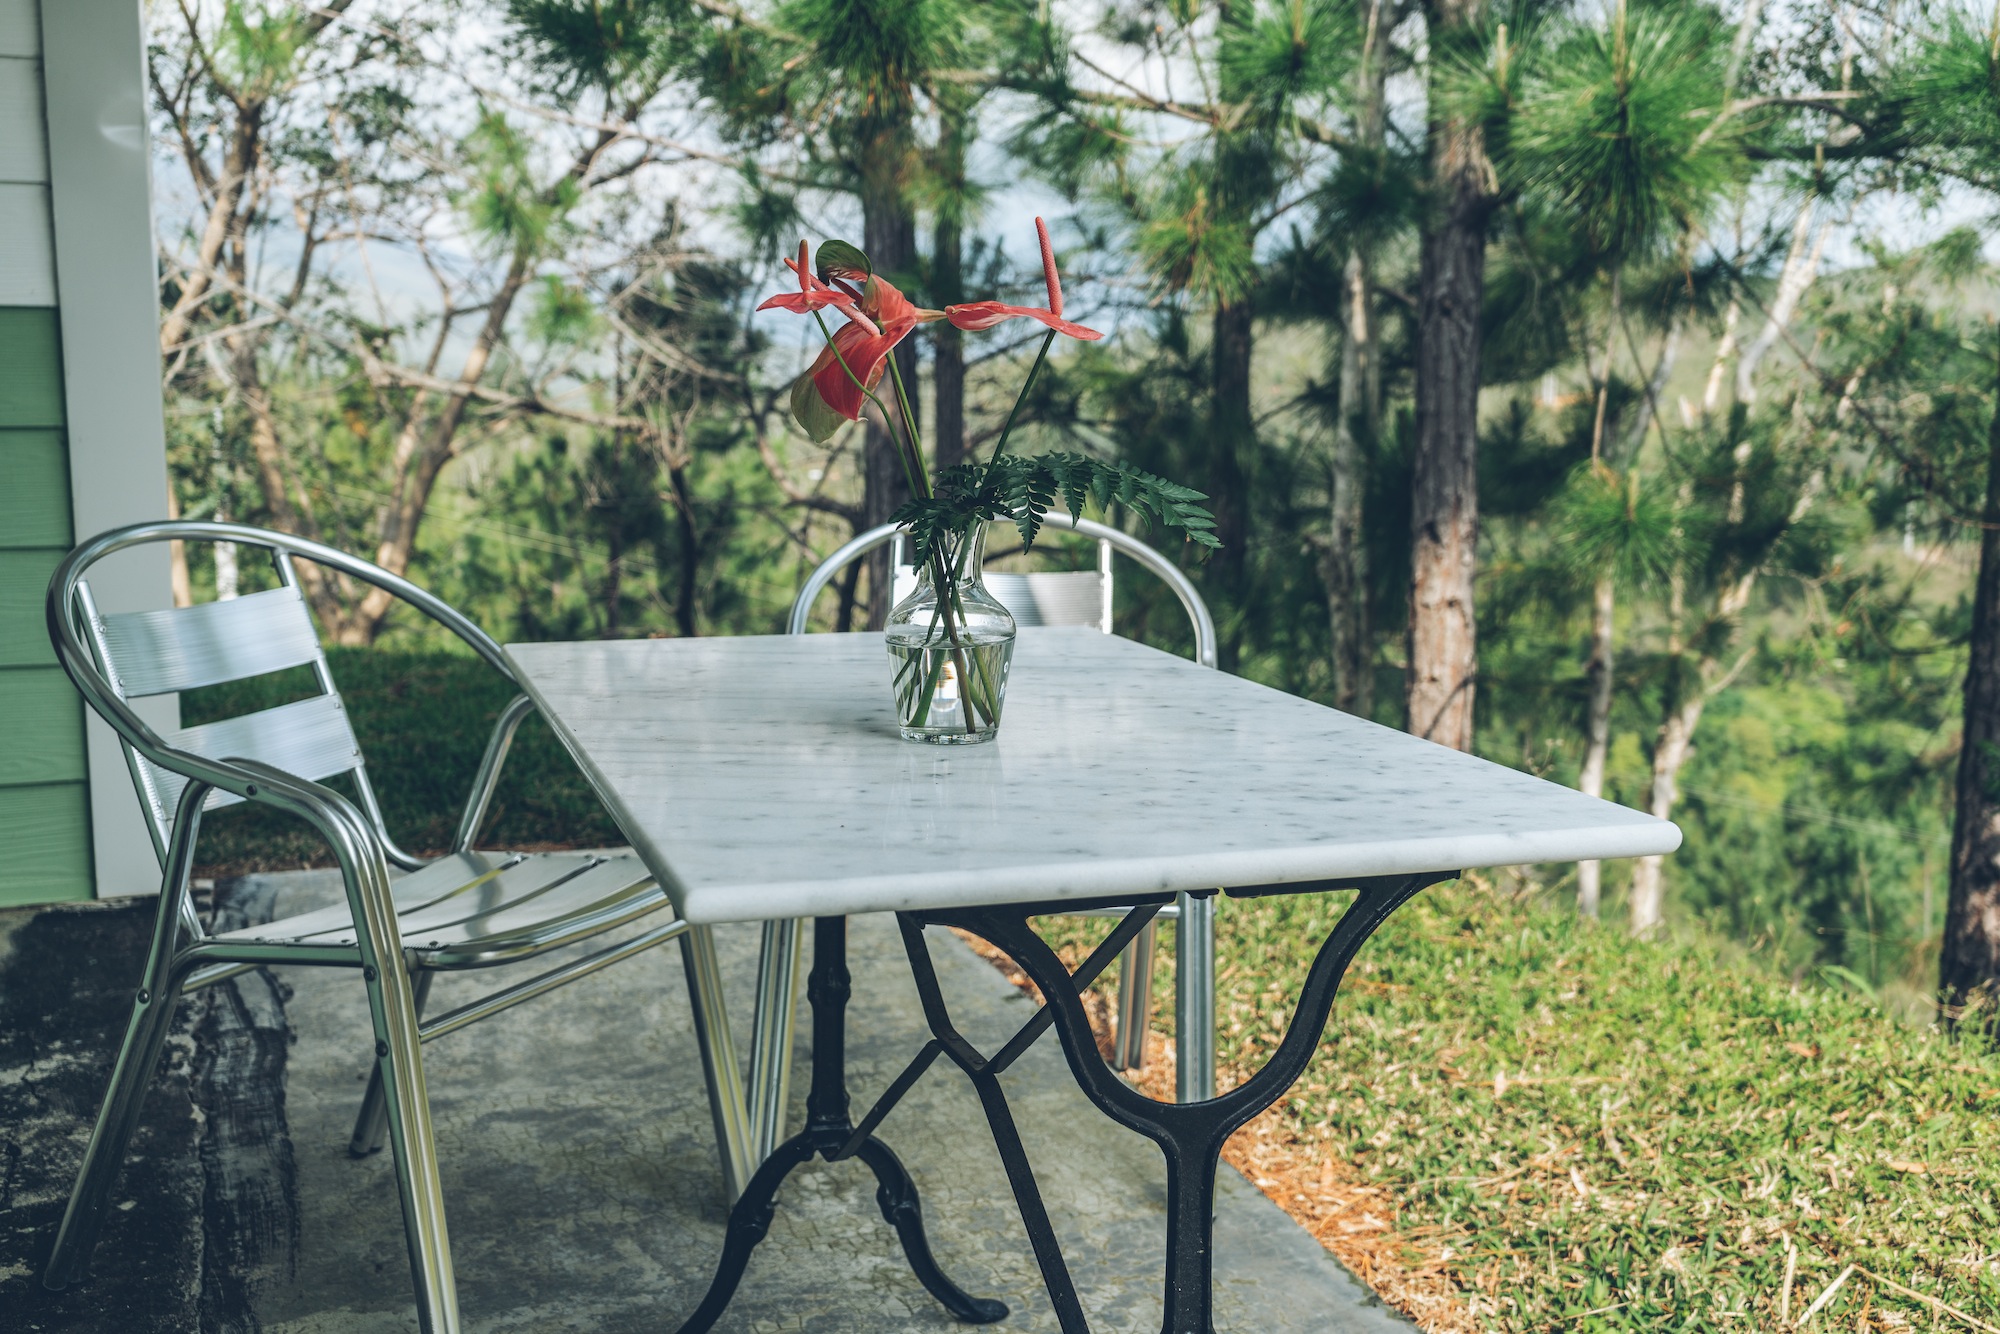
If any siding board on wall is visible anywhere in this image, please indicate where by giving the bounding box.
[0,666,83,786]
[0,428,70,547]
[0,548,59,665]
[0,305,61,423]
[0,183,54,305]
[0,56,44,182]
[0,0,35,59]
[0,782,91,905]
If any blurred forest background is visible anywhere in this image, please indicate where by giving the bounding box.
[147,0,2000,1017]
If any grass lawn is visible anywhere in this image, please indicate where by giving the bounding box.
[1040,886,2000,1332]
[190,649,2000,1329]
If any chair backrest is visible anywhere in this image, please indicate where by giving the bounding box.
[886,531,1114,633]
[789,513,1218,668]
[49,521,516,870]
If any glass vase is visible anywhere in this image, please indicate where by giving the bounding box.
[885,523,1017,744]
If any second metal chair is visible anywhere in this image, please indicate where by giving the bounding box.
[746,513,1219,1165]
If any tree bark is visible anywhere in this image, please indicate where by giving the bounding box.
[1328,247,1374,715]
[1701,299,1740,418]
[862,159,918,630]
[1629,689,1704,935]
[1327,0,1387,717]
[667,460,700,638]
[1576,573,1615,917]
[1941,369,2000,1024]
[1212,297,1256,666]
[1629,567,1758,933]
[1407,0,1493,751]
[932,101,969,475]
[1589,271,1621,462]
[1736,201,1828,405]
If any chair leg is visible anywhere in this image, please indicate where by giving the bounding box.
[679,925,755,1201]
[1175,891,1216,1103]
[360,955,459,1334]
[350,968,435,1157]
[747,919,803,1164]
[45,799,203,1292]
[41,968,190,1289]
[1113,918,1156,1072]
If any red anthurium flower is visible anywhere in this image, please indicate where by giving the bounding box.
[757,241,882,335]
[760,241,944,442]
[944,218,1102,341]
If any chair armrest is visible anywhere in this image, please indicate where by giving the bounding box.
[453,693,537,853]
[222,755,407,966]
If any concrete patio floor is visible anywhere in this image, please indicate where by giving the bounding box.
[3,868,1412,1332]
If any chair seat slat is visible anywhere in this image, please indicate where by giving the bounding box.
[216,853,661,969]
[423,864,665,968]
[231,851,519,942]
[99,586,325,697]
[292,853,592,943]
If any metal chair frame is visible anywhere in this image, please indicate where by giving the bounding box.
[41,520,755,1334]
[754,513,1218,1162]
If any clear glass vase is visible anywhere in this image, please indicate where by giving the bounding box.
[885,523,1017,744]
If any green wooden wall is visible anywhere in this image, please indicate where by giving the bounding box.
[0,305,91,905]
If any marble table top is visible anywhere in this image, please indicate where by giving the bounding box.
[504,628,1681,925]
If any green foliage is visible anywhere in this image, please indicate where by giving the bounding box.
[457,110,579,252]
[891,453,1220,569]
[1870,6,2000,192]
[780,0,962,112]
[1547,464,1686,589]
[183,650,623,873]
[1494,2,1750,263]
[1214,0,1359,120]
[505,0,687,96]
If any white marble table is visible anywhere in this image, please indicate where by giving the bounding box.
[504,628,1680,925]
[503,627,1680,1334]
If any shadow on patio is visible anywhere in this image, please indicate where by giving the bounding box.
[1,868,1410,1333]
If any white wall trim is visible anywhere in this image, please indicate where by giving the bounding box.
[40,0,176,898]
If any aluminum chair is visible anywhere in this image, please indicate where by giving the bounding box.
[42,520,755,1334]
[756,512,1218,1154]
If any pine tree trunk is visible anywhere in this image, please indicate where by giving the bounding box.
[862,166,918,630]
[1576,573,1615,917]
[1327,0,1386,717]
[1589,272,1621,462]
[1701,300,1740,418]
[1328,247,1373,716]
[933,103,968,475]
[1408,0,1492,751]
[932,214,964,474]
[668,460,700,638]
[1212,297,1255,647]
[1941,374,2000,1025]
[1630,692,1703,935]
[1620,317,1681,459]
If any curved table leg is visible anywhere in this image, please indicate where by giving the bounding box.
[670,1136,816,1334]
[672,916,1005,1334]
[855,1135,1010,1322]
[922,873,1449,1334]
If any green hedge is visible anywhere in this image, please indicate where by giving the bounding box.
[183,648,622,875]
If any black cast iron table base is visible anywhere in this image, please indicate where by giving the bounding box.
[670,873,1448,1334]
